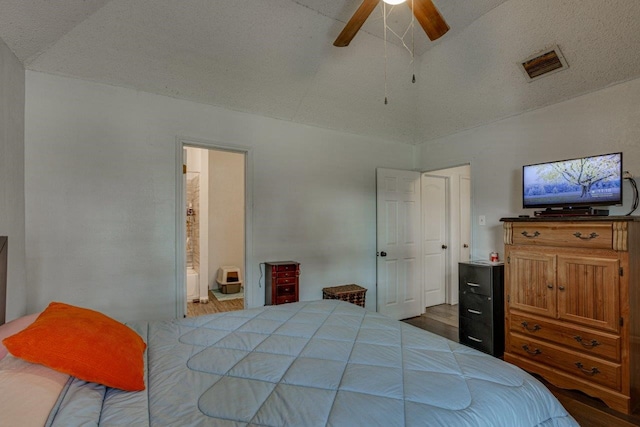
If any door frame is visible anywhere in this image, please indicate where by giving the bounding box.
[421,164,471,306]
[175,136,254,318]
[420,173,449,308]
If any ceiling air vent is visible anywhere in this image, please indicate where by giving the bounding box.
[520,45,568,82]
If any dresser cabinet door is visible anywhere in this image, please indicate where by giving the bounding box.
[507,250,557,318]
[557,255,620,333]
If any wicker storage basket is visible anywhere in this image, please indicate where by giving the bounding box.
[322,284,367,308]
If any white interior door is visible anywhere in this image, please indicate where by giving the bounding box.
[421,174,447,308]
[376,168,422,320]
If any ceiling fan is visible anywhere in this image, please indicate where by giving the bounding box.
[334,0,449,47]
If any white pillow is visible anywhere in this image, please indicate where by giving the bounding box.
[0,313,40,360]
[0,354,69,427]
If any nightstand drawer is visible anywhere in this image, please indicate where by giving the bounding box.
[459,293,493,323]
[275,295,297,304]
[459,317,493,354]
[275,270,297,278]
[459,263,492,297]
[275,277,296,285]
[276,284,296,296]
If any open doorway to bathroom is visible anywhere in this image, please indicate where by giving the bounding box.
[183,145,246,317]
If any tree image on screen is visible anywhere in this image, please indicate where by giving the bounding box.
[540,155,620,198]
[524,154,621,207]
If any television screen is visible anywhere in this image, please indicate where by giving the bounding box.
[523,152,623,209]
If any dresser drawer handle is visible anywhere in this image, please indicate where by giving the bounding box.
[467,336,483,343]
[466,282,480,287]
[574,336,600,348]
[522,345,541,355]
[467,309,482,315]
[573,231,599,240]
[575,362,600,376]
[521,321,541,332]
[521,231,540,238]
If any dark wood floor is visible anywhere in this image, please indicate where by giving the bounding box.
[403,306,640,427]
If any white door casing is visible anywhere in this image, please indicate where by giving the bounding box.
[421,174,447,308]
[376,168,422,320]
[459,175,471,263]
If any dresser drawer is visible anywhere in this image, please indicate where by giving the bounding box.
[512,223,613,249]
[510,313,620,362]
[276,284,296,296]
[275,277,297,286]
[275,264,298,272]
[459,293,493,323]
[275,294,297,304]
[509,334,621,391]
[275,270,297,278]
[459,263,492,297]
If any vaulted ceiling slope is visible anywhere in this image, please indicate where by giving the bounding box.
[1,0,639,144]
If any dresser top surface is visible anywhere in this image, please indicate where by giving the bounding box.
[501,216,639,223]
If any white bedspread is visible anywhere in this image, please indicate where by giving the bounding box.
[46,300,578,426]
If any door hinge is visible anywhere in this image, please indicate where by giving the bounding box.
[507,294,510,303]
[619,267,624,277]
[507,256,510,264]
[620,317,624,327]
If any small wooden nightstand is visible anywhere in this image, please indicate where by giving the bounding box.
[265,261,300,305]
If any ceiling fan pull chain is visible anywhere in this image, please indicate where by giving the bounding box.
[412,0,416,84]
[383,1,389,105]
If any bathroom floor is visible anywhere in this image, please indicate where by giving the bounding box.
[186,290,244,317]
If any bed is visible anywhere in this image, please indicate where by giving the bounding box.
[0,299,578,426]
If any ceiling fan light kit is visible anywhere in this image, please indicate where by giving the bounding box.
[333,0,449,47]
[334,0,449,104]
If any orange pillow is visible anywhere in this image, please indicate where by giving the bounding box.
[2,302,146,391]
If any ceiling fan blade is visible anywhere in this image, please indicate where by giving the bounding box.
[408,0,449,41]
[334,0,381,47]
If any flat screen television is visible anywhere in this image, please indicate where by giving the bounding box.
[523,152,623,210]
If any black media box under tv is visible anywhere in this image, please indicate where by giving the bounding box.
[533,207,610,217]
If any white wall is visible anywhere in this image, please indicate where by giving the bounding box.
[24,71,415,322]
[208,150,244,291]
[0,37,26,321]
[418,76,640,260]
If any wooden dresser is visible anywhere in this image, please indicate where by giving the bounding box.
[501,217,639,415]
[265,261,300,305]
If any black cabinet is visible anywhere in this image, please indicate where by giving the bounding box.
[458,261,504,357]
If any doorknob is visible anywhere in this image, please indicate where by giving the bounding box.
[441,245,448,249]
[379,251,387,257]
[463,244,469,248]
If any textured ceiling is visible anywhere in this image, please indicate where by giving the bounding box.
[1,0,639,144]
